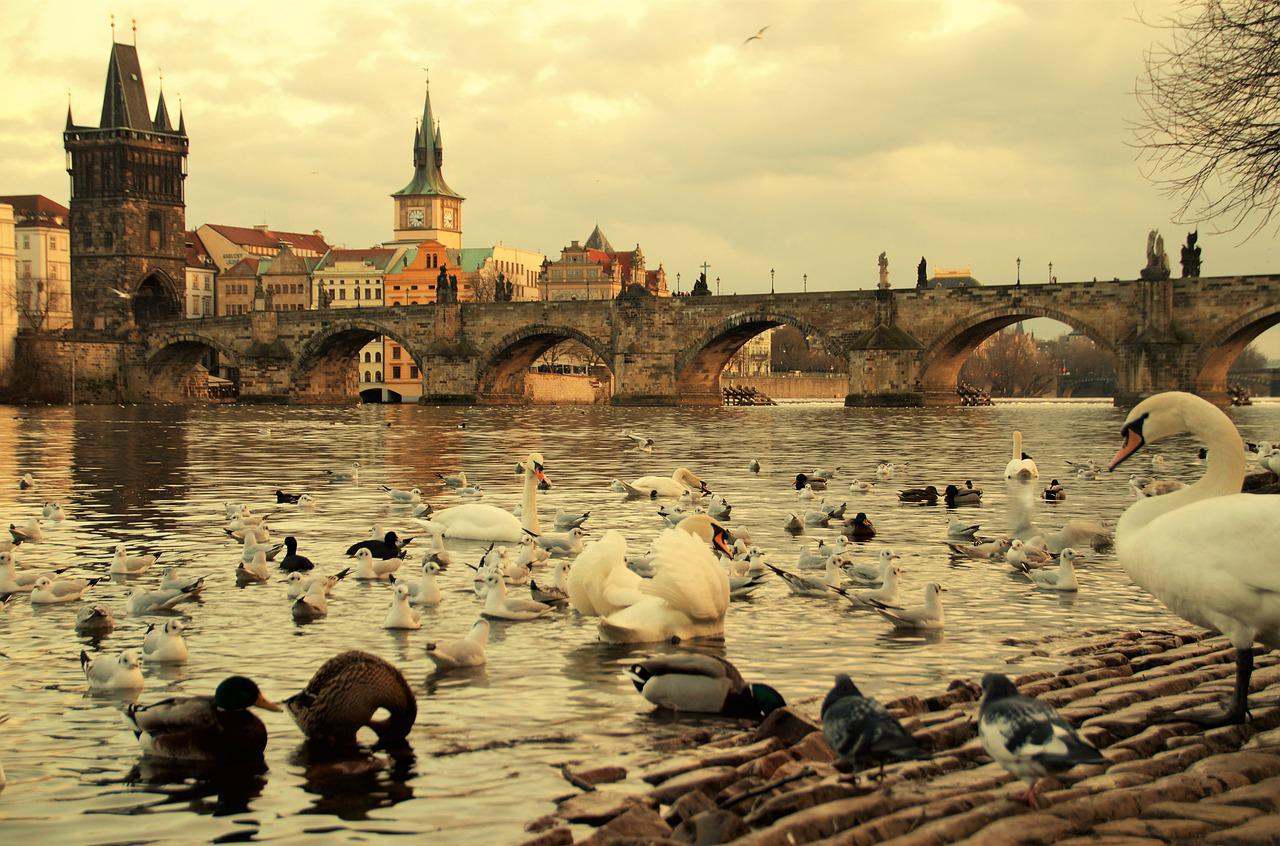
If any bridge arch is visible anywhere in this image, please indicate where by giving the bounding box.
[675,309,844,403]
[476,324,615,404]
[145,332,242,401]
[290,319,423,404]
[1192,302,1280,401]
[919,305,1117,404]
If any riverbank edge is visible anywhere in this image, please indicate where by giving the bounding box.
[521,626,1280,845]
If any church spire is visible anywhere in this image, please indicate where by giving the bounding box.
[433,120,443,169]
[99,41,153,130]
[154,89,172,132]
[65,102,75,131]
[393,75,462,200]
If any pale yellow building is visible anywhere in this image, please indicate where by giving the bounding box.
[726,329,773,376]
[0,203,17,385]
[0,195,72,330]
[183,230,216,317]
[196,222,330,272]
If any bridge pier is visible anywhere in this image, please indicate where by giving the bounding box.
[844,342,922,407]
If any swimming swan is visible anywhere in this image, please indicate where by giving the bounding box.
[1004,431,1039,480]
[430,453,549,541]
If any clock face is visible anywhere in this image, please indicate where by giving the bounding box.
[443,207,455,229]
[407,208,425,228]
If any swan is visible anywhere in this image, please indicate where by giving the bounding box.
[596,516,731,643]
[430,453,547,541]
[1004,431,1039,480]
[1109,391,1280,726]
[621,468,708,499]
[566,532,645,617]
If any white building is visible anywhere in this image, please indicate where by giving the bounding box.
[183,231,216,317]
[0,203,17,385]
[0,195,72,330]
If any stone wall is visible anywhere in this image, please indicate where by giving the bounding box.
[524,372,610,404]
[9,333,133,403]
[722,373,848,400]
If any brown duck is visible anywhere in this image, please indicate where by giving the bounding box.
[285,651,417,745]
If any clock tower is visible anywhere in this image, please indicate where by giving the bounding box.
[391,78,463,248]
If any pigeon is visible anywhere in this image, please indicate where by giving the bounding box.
[978,672,1107,808]
[821,674,925,778]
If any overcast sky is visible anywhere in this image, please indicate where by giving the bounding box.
[3,0,1277,355]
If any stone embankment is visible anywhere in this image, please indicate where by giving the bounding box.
[523,628,1280,846]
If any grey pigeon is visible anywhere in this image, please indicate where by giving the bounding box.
[821,674,924,778]
[978,672,1107,808]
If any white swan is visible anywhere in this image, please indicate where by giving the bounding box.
[430,453,547,541]
[1004,431,1039,480]
[566,532,645,617]
[596,516,731,644]
[621,468,708,499]
[1110,391,1280,725]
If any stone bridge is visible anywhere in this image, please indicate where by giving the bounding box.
[131,273,1280,407]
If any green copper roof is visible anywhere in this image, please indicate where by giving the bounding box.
[392,81,463,200]
[457,247,493,273]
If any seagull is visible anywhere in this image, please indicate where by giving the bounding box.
[947,519,981,540]
[382,485,422,505]
[17,474,36,490]
[142,620,189,663]
[107,286,131,299]
[978,672,1106,808]
[426,619,489,671]
[625,432,655,452]
[437,471,467,489]
[127,581,204,615]
[743,25,770,44]
[822,674,925,779]
[1026,548,1081,591]
[81,649,144,691]
[870,582,945,630]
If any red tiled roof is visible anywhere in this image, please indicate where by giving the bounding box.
[0,194,69,227]
[584,249,613,266]
[610,251,634,280]
[184,230,215,269]
[205,223,330,255]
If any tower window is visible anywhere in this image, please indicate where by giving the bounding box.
[148,212,162,250]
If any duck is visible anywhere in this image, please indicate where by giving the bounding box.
[626,654,786,719]
[17,473,36,490]
[832,565,902,609]
[535,527,585,557]
[75,604,116,635]
[325,460,360,483]
[621,467,709,499]
[31,575,101,604]
[284,650,417,745]
[275,489,304,504]
[822,674,924,776]
[124,675,280,763]
[110,544,159,576]
[947,519,981,540]
[431,453,548,541]
[236,549,271,585]
[383,583,422,630]
[1109,391,1280,725]
[279,536,314,572]
[351,547,400,581]
[9,518,44,544]
[596,515,733,644]
[946,536,1011,560]
[765,559,841,597]
[42,502,67,521]
[1027,548,1081,591]
[81,649,144,692]
[1004,431,1039,480]
[843,512,876,540]
[870,582,945,631]
[567,532,645,617]
[426,619,489,671]
[127,581,204,615]
[875,463,894,481]
[783,512,805,534]
[848,479,873,493]
[1042,479,1067,501]
[286,568,349,600]
[291,579,329,621]
[381,485,422,505]
[978,673,1106,808]
[438,470,468,489]
[345,531,410,560]
[481,570,553,621]
[747,458,761,473]
[0,550,66,593]
[795,473,827,494]
[142,620,189,663]
[554,510,590,530]
[899,485,939,504]
[944,484,982,506]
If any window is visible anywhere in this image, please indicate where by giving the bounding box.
[364,370,371,382]
[374,351,382,363]
[392,365,402,380]
[20,235,29,249]
[147,211,162,250]
[363,352,371,362]
[338,289,346,300]
[391,347,401,360]
[409,365,419,379]
[375,370,382,382]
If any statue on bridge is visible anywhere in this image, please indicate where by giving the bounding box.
[916,256,928,288]
[878,252,889,289]
[494,271,514,302]
[316,281,333,310]
[690,272,711,296]
[1180,230,1202,278]
[1140,230,1171,281]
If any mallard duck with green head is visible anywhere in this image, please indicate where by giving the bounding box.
[124,675,280,763]
[626,653,786,719]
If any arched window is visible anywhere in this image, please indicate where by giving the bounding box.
[375,370,382,382]
[363,352,371,362]
[364,370,371,382]
[375,352,382,362]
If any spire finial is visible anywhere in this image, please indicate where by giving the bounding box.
[131,17,137,46]
[158,67,163,91]
[110,13,115,40]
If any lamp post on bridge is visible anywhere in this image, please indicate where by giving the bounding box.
[770,267,775,294]
[803,273,808,293]
[1016,256,1021,288]
[716,275,720,295]
[677,272,681,296]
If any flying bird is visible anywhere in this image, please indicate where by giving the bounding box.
[743,25,770,45]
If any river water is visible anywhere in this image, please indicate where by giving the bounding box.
[1,399,1277,843]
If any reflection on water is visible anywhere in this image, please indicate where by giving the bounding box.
[1,400,1278,843]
